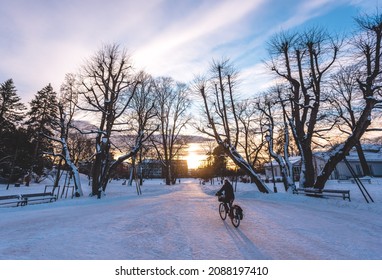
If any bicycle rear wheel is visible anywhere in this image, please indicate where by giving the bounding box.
[219,203,227,220]
[231,207,240,228]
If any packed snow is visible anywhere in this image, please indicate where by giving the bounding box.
[0,175,382,260]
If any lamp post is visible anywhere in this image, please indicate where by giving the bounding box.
[265,135,278,193]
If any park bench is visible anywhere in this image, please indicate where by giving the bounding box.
[0,195,23,207]
[19,192,57,206]
[0,185,59,207]
[294,188,351,201]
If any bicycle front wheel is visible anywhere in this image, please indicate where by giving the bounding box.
[231,207,240,228]
[219,203,227,220]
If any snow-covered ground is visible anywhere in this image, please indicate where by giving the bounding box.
[0,175,382,260]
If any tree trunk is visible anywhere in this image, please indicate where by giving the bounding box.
[51,142,82,196]
[53,158,63,189]
[128,157,136,186]
[300,145,315,188]
[91,154,102,197]
[274,156,295,192]
[355,141,371,177]
[63,141,83,197]
[314,103,375,189]
[164,161,172,185]
[221,141,270,193]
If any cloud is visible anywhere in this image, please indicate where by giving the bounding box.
[227,0,370,94]
[0,0,165,101]
[133,0,265,82]
[0,0,372,104]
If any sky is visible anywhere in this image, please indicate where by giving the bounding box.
[0,0,378,105]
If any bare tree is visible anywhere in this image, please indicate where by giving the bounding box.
[315,10,382,188]
[48,103,84,196]
[267,27,340,188]
[194,59,270,193]
[327,65,371,176]
[236,99,268,172]
[256,87,296,192]
[108,71,158,185]
[68,131,94,166]
[58,74,82,192]
[39,73,84,196]
[77,44,139,197]
[150,77,191,185]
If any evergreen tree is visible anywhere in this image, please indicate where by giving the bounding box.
[0,127,34,182]
[25,84,59,175]
[0,79,27,181]
[0,79,25,136]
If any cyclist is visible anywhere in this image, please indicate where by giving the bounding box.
[215,179,235,217]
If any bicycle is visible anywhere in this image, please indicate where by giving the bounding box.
[217,195,243,228]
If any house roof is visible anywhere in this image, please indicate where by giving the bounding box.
[264,156,301,167]
[317,144,382,162]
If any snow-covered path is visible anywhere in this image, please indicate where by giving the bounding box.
[240,199,381,259]
[0,180,262,259]
[0,179,381,260]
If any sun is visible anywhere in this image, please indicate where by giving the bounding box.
[187,152,202,169]
[186,143,206,169]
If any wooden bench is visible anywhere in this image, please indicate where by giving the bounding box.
[294,188,351,201]
[0,195,23,207]
[20,192,57,206]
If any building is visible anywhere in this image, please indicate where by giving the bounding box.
[264,156,302,182]
[138,159,162,178]
[264,145,382,181]
[138,159,189,179]
[321,145,382,179]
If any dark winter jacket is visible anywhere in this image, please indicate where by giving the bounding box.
[216,180,235,202]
